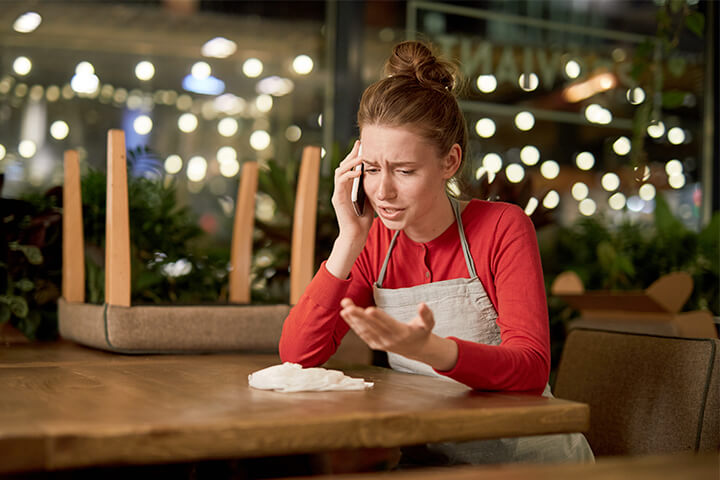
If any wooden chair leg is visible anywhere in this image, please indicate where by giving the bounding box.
[62,149,85,303]
[229,162,259,304]
[105,129,131,307]
[290,146,321,305]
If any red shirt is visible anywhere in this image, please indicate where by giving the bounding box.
[279,199,550,392]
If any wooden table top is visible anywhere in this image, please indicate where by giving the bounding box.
[0,341,589,473]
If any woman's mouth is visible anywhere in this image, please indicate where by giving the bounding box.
[377,206,404,220]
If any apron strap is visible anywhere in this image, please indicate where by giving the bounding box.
[449,196,478,278]
[376,230,400,288]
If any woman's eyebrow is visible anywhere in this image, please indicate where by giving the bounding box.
[363,159,418,167]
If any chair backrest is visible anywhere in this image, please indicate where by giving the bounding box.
[62,129,321,306]
[554,328,720,456]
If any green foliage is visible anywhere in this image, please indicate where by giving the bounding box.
[80,168,229,305]
[1,195,62,340]
[629,2,704,167]
[250,144,346,303]
[540,194,719,313]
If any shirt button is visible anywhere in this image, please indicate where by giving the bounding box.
[425,271,430,279]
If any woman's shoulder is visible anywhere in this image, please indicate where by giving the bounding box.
[464,198,526,222]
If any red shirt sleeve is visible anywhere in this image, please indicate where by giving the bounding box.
[434,204,550,393]
[279,225,378,366]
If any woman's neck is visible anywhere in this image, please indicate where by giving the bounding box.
[403,196,464,244]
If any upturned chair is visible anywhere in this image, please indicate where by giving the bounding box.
[59,128,369,362]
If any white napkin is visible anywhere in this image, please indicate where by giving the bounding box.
[248,362,374,393]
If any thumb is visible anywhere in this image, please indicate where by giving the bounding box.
[415,303,435,330]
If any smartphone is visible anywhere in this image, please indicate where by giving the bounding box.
[351,145,366,216]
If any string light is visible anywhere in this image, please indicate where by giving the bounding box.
[242,58,263,78]
[482,153,503,173]
[665,159,683,176]
[667,127,686,145]
[133,115,153,135]
[186,156,208,182]
[524,197,539,215]
[18,140,37,158]
[668,174,686,189]
[191,61,211,79]
[135,61,155,81]
[13,12,42,33]
[164,155,183,174]
[50,120,70,140]
[218,118,238,137]
[514,111,535,131]
[639,183,656,201]
[612,136,631,155]
[474,118,496,138]
[518,73,539,91]
[520,145,540,166]
[626,87,645,105]
[571,182,589,201]
[250,130,271,150]
[202,37,237,58]
[255,94,273,113]
[575,151,595,170]
[601,172,620,191]
[505,163,525,183]
[543,190,560,209]
[540,160,560,179]
[13,57,32,76]
[564,60,581,79]
[476,74,497,93]
[285,125,302,142]
[578,198,597,216]
[608,192,626,210]
[647,121,665,138]
[292,55,314,75]
[178,113,198,133]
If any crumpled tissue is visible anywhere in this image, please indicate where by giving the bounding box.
[248,362,374,393]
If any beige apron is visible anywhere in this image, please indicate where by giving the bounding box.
[373,197,594,465]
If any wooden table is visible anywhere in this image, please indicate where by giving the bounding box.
[0,341,589,473]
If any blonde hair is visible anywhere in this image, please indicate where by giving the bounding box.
[357,41,467,168]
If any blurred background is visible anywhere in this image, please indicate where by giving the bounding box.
[1,0,718,344]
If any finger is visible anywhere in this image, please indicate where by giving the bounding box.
[412,303,435,330]
[338,140,362,170]
[341,310,383,349]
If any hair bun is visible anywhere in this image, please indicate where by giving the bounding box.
[384,41,457,93]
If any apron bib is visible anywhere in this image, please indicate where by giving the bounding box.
[372,197,594,465]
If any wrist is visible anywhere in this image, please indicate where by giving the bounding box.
[409,335,458,372]
[326,236,364,279]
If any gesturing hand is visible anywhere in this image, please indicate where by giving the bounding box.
[339,298,435,360]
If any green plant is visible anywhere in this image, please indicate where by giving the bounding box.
[250,144,346,303]
[80,168,229,305]
[1,191,62,340]
[539,194,719,369]
[629,1,704,169]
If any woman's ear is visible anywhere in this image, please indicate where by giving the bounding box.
[442,144,462,179]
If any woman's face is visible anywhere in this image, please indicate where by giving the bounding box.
[359,124,460,242]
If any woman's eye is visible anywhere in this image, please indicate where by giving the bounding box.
[365,167,379,174]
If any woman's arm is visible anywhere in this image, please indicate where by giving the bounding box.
[279,141,375,366]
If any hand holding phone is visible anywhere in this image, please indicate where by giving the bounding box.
[351,144,366,216]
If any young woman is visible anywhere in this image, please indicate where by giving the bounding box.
[279,41,594,465]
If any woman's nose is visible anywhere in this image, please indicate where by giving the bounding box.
[376,172,396,200]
